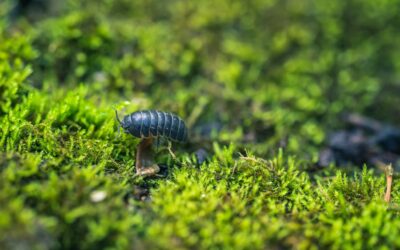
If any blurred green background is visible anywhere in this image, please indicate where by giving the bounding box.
[1,0,400,249]
[4,0,400,158]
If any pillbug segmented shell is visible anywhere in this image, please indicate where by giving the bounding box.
[117,110,188,142]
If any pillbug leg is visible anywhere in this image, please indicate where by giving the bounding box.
[167,141,176,159]
[153,137,165,153]
[156,137,161,153]
[135,138,160,177]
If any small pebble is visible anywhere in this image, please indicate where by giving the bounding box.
[195,148,209,165]
[90,190,107,202]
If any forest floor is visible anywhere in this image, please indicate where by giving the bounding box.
[2,0,400,249]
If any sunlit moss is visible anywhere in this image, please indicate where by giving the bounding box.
[1,0,400,249]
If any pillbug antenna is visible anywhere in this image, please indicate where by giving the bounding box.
[115,109,122,125]
[115,109,122,138]
[117,124,121,138]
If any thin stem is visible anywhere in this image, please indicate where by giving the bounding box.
[384,164,393,203]
[135,138,159,177]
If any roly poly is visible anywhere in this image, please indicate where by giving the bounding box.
[116,110,188,142]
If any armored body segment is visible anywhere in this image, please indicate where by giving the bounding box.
[156,111,165,136]
[176,120,186,142]
[125,113,141,137]
[170,115,180,140]
[119,110,188,142]
[163,113,172,138]
[140,111,151,137]
[149,110,158,137]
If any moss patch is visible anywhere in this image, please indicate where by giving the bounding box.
[1,0,400,249]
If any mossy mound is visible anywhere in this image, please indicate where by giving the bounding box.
[1,0,400,249]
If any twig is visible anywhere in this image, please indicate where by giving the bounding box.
[384,164,394,203]
[135,138,160,177]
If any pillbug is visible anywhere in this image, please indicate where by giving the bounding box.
[116,110,188,142]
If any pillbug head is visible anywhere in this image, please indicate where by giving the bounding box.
[115,110,129,134]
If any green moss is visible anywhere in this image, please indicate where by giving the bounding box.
[1,0,400,249]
